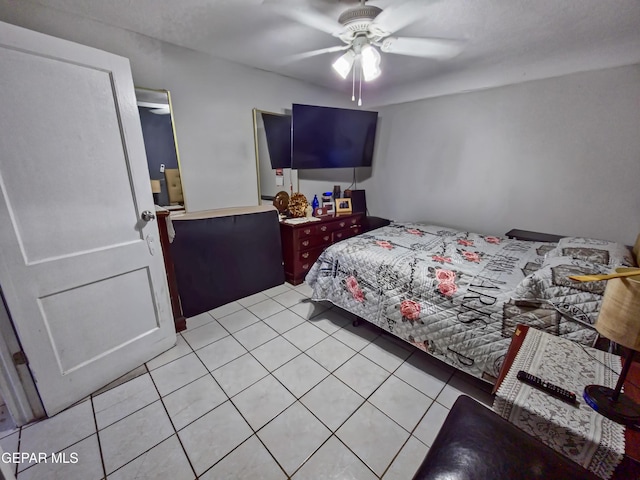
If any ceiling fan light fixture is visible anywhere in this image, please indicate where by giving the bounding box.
[332,49,356,79]
[361,44,381,81]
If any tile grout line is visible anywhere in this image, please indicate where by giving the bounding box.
[180,298,328,478]
[88,392,108,480]
[97,399,179,478]
[92,361,201,477]
[184,333,297,478]
[14,285,471,479]
[227,325,372,477]
[13,423,22,478]
[15,419,99,477]
[106,336,444,479]
[93,292,478,479]
[234,323,395,477]
[131,365,199,480]
[94,371,198,431]
[276,319,452,477]
[186,345,292,479]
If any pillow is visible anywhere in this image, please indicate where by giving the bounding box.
[545,236,635,267]
[513,256,611,326]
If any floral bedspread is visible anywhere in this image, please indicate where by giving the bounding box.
[306,223,598,382]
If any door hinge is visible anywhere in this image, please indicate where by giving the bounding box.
[12,351,28,366]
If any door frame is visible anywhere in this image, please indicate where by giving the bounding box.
[0,293,44,425]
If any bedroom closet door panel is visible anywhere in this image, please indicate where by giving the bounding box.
[0,21,175,416]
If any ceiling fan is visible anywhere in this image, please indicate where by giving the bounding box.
[270,0,463,103]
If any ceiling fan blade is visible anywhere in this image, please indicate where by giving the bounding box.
[379,37,463,59]
[150,108,171,115]
[282,45,350,64]
[370,0,436,35]
[268,4,345,37]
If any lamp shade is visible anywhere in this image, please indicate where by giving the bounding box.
[595,268,640,351]
[150,179,161,194]
[361,44,381,81]
[332,50,355,79]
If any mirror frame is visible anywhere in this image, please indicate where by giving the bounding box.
[136,87,187,210]
[252,108,299,205]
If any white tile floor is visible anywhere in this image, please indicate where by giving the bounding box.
[0,281,495,479]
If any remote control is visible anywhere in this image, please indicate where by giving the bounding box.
[517,370,578,405]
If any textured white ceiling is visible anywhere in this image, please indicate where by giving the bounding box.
[27,0,640,94]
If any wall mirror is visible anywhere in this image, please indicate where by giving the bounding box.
[136,87,186,210]
[252,108,298,205]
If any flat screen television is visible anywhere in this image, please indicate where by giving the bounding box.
[261,112,291,169]
[291,103,378,169]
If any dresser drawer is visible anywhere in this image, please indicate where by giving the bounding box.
[316,220,349,234]
[280,213,365,286]
[297,248,318,262]
[294,221,339,239]
[297,233,332,250]
[295,225,317,239]
[333,225,362,242]
[293,248,323,274]
[332,230,348,242]
[333,218,352,231]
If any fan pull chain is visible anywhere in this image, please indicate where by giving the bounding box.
[358,62,363,106]
[351,63,356,102]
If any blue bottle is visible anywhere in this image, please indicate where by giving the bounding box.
[312,194,319,214]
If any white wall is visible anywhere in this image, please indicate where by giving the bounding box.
[3,2,638,242]
[0,1,351,212]
[361,65,640,245]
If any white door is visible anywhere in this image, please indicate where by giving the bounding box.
[0,21,176,416]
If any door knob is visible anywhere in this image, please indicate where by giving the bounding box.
[141,210,156,221]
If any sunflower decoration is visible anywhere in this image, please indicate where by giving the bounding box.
[288,193,308,218]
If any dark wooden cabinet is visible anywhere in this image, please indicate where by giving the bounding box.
[280,213,364,285]
[156,209,186,332]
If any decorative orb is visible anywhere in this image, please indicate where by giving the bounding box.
[288,193,308,218]
[273,191,289,213]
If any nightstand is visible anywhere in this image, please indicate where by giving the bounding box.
[494,325,640,479]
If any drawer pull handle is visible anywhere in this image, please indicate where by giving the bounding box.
[323,235,330,241]
[302,240,309,247]
[302,252,309,259]
[339,222,346,227]
[320,226,327,231]
[304,229,311,234]
[302,263,309,270]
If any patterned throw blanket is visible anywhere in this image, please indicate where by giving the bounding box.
[306,223,599,382]
[494,328,624,479]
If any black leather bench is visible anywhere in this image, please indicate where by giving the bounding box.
[413,395,600,480]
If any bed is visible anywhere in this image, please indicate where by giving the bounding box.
[306,222,638,383]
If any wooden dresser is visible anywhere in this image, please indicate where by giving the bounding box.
[280,213,364,285]
[156,209,186,332]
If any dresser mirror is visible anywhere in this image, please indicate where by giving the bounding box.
[252,108,298,205]
[136,87,186,210]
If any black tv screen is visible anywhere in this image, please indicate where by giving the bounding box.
[261,112,291,169]
[291,104,378,169]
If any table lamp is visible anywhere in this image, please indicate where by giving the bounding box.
[583,267,640,427]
